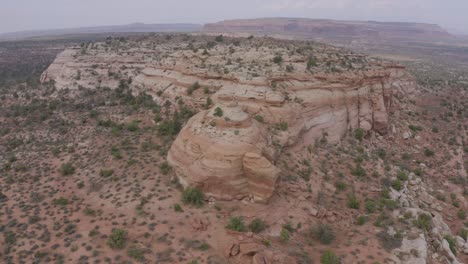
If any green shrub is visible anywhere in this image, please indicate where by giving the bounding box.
[111,146,122,159]
[335,181,347,192]
[174,203,183,212]
[273,55,283,64]
[376,231,402,251]
[226,216,246,232]
[248,218,267,233]
[457,209,466,219]
[277,122,288,131]
[347,195,360,209]
[365,200,377,213]
[424,148,435,157]
[459,228,468,240]
[413,213,432,231]
[182,187,205,207]
[53,197,69,206]
[444,235,457,255]
[159,161,171,175]
[126,121,139,132]
[356,215,367,225]
[391,179,402,191]
[320,250,341,264]
[127,244,145,261]
[107,229,128,249]
[187,82,201,95]
[280,228,290,243]
[214,107,223,117]
[99,169,114,178]
[351,164,366,178]
[307,57,317,70]
[310,223,335,245]
[354,128,364,141]
[397,171,408,181]
[254,115,264,123]
[59,163,75,176]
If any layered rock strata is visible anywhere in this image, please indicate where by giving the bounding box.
[41,35,416,203]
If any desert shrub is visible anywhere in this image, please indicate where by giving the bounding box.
[226,216,246,232]
[457,209,466,219]
[53,197,69,206]
[354,128,364,141]
[157,115,182,137]
[444,235,457,255]
[254,115,264,123]
[215,35,224,42]
[248,218,267,233]
[111,146,122,159]
[159,162,171,175]
[174,203,183,212]
[307,57,317,70]
[412,213,432,231]
[356,215,367,225]
[310,223,335,245]
[60,162,75,176]
[335,181,347,192]
[365,200,377,213]
[424,148,435,157]
[99,169,114,178]
[376,148,386,159]
[347,195,360,209]
[409,124,423,132]
[127,245,145,261]
[397,171,408,181]
[377,231,402,251]
[351,164,366,178]
[277,122,288,131]
[214,107,223,117]
[126,121,139,132]
[459,229,468,240]
[182,187,205,207]
[187,81,201,95]
[280,228,290,243]
[273,55,283,64]
[320,250,341,264]
[107,229,128,249]
[391,179,402,191]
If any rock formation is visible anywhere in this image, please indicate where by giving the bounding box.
[41,35,417,203]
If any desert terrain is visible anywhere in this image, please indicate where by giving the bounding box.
[0,31,466,264]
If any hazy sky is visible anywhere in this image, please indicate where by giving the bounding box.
[1,0,467,34]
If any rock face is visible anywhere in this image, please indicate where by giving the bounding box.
[41,35,416,203]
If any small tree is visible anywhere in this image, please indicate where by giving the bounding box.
[273,55,283,64]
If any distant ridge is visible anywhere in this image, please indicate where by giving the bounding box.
[203,17,453,41]
[0,23,202,41]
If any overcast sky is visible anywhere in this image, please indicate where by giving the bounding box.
[1,0,467,34]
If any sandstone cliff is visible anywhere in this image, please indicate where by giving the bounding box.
[41,35,417,203]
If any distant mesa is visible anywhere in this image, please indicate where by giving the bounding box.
[203,17,453,41]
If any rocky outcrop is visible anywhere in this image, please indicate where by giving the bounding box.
[41,35,417,203]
